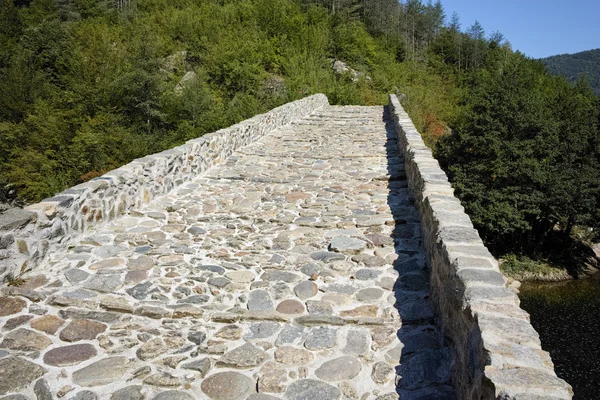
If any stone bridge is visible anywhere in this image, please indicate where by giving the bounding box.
[0,95,572,400]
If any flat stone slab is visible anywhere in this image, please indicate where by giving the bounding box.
[59,319,106,342]
[72,357,130,386]
[0,356,46,395]
[285,379,341,400]
[314,356,362,381]
[43,343,97,366]
[0,297,26,317]
[216,343,268,369]
[0,328,52,351]
[0,208,35,230]
[329,236,367,254]
[201,371,255,400]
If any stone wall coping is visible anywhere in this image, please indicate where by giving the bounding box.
[389,94,572,399]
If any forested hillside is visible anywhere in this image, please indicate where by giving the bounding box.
[1,0,599,273]
[542,49,600,95]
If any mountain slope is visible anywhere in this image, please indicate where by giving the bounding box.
[541,48,600,95]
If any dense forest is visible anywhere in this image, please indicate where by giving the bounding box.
[542,48,600,95]
[0,0,599,274]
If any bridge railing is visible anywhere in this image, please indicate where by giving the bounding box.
[0,94,328,281]
[389,94,573,399]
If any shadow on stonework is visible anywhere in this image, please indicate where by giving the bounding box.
[382,106,456,400]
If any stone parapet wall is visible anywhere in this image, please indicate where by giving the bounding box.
[0,94,329,280]
[389,94,573,399]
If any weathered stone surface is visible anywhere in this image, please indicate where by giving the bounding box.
[59,308,120,323]
[246,322,280,340]
[370,326,396,351]
[261,271,302,283]
[225,271,255,283]
[0,395,29,400]
[207,277,231,288]
[329,237,366,254]
[2,315,33,331]
[338,382,358,400]
[248,290,274,311]
[293,281,318,300]
[304,327,337,350]
[143,372,181,387]
[247,395,281,400]
[321,293,351,306]
[371,361,394,385]
[340,305,379,318]
[0,328,52,351]
[124,270,147,284]
[59,319,106,342]
[70,390,99,400]
[136,338,168,361]
[294,315,344,326]
[285,379,341,400]
[128,256,154,270]
[186,330,206,345]
[152,391,195,400]
[182,358,212,377]
[374,393,399,400]
[305,300,333,316]
[126,281,157,300]
[201,371,255,400]
[0,296,26,317]
[89,258,124,270]
[0,356,46,395]
[343,330,370,356]
[64,269,90,284]
[217,343,268,369]
[274,347,313,365]
[72,357,130,387]
[384,343,404,363]
[110,385,144,400]
[354,268,382,280]
[276,300,305,315]
[258,362,287,393]
[315,356,361,381]
[177,295,209,305]
[83,274,122,293]
[0,208,35,230]
[310,251,345,263]
[355,288,384,302]
[43,343,97,366]
[157,355,188,369]
[99,295,133,313]
[134,305,171,319]
[275,325,308,347]
[216,324,243,340]
[34,378,53,400]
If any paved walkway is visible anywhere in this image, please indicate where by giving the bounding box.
[0,106,454,400]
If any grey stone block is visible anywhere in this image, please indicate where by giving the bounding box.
[0,208,36,231]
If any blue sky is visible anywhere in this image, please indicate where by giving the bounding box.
[438,0,600,59]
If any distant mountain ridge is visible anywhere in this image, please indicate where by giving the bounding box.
[541,48,600,95]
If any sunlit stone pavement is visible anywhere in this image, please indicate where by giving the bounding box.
[0,106,454,400]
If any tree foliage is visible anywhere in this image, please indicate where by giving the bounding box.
[436,50,600,256]
[542,48,600,95]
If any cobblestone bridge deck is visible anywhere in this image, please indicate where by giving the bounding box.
[0,106,455,400]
